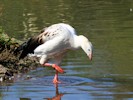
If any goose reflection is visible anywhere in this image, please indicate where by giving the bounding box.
[46,84,64,100]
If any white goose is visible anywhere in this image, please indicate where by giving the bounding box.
[15,23,93,84]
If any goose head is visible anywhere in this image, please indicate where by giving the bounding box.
[78,35,93,60]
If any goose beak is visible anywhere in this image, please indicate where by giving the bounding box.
[88,53,92,61]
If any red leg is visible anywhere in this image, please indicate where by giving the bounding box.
[43,63,64,73]
[53,71,61,84]
[43,63,64,84]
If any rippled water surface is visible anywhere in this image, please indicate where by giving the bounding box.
[0,0,133,100]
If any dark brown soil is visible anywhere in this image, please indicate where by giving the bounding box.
[0,33,40,81]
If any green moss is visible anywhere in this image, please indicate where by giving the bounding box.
[0,27,22,46]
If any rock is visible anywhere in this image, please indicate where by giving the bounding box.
[0,64,8,81]
[0,30,40,81]
[0,64,7,74]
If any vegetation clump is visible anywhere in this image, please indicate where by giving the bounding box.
[0,27,39,81]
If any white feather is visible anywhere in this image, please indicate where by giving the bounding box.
[30,23,92,64]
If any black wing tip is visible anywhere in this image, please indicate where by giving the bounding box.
[13,38,32,59]
[14,36,42,59]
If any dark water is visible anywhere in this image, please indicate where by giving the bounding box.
[1,0,133,100]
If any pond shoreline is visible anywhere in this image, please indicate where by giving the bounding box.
[0,32,40,81]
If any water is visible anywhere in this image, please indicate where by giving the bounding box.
[1,0,133,100]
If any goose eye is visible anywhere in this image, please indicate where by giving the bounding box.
[88,49,90,51]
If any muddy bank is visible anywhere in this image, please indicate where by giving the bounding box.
[0,31,40,81]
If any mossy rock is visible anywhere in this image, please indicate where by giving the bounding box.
[0,27,40,81]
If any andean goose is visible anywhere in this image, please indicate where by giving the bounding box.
[15,23,93,84]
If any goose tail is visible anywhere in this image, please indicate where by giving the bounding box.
[14,37,42,59]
